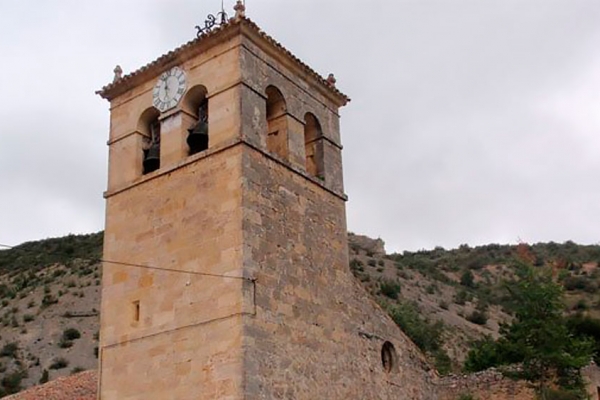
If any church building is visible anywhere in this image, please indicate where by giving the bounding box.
[96,2,442,399]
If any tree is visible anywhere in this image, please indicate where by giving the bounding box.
[464,263,593,398]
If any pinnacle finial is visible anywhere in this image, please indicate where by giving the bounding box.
[326,73,337,87]
[113,65,123,82]
[234,0,246,20]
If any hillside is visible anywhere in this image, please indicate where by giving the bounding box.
[0,232,599,396]
[0,233,102,397]
[348,234,600,371]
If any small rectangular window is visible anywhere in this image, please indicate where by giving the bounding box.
[132,300,140,322]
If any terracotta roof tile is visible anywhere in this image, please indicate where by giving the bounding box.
[5,370,97,400]
[97,17,349,105]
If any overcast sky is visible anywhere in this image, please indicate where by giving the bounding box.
[1,1,599,252]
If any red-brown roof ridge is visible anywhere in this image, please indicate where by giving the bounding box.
[4,370,97,400]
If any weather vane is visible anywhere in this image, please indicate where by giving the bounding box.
[195,1,246,37]
[195,0,229,37]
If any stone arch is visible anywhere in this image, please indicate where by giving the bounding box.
[183,85,209,155]
[138,107,161,174]
[304,112,324,179]
[137,107,160,138]
[182,85,208,116]
[265,85,289,160]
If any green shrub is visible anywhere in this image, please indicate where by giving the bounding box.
[397,270,410,279]
[380,280,401,300]
[23,314,34,323]
[540,387,584,400]
[573,299,588,311]
[0,343,18,358]
[1,369,26,395]
[566,314,600,363]
[41,293,58,308]
[563,276,595,292]
[460,270,476,288]
[39,369,49,384]
[70,366,86,374]
[454,289,471,305]
[466,310,487,325]
[349,259,364,272]
[463,336,502,372]
[49,357,69,370]
[434,349,452,375]
[389,301,444,353]
[62,328,81,341]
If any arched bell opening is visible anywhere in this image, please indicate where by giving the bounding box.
[265,85,289,160]
[304,112,324,179]
[183,85,209,156]
[138,108,161,175]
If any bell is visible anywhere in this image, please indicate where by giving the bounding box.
[143,142,160,174]
[187,120,209,155]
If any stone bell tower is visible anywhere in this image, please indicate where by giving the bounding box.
[97,4,436,399]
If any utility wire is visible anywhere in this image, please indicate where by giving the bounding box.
[101,259,254,282]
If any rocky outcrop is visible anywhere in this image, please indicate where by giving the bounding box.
[348,232,386,256]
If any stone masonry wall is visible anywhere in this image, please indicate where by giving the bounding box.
[240,148,438,399]
[101,147,247,400]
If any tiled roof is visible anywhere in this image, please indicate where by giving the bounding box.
[96,17,350,105]
[5,370,97,400]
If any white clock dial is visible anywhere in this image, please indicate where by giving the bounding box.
[152,67,187,112]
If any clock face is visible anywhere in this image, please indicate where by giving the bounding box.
[152,67,187,112]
